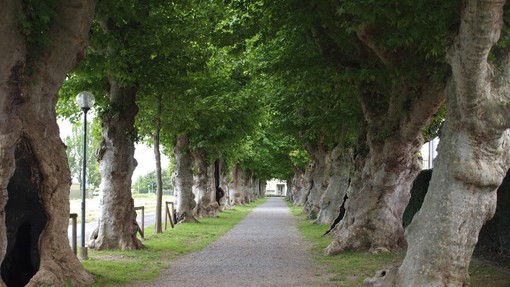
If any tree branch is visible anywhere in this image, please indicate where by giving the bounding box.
[447,0,504,109]
[356,24,396,68]
[33,0,97,94]
[401,80,446,143]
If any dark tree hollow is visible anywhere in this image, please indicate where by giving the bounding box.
[1,138,47,287]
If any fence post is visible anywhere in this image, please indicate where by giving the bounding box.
[69,213,78,255]
[165,204,168,230]
[165,201,175,230]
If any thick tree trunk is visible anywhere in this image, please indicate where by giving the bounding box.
[218,159,231,210]
[245,173,257,202]
[316,146,353,225]
[192,150,219,218]
[304,141,329,219]
[232,164,247,205]
[326,138,421,254]
[0,1,96,285]
[153,95,163,233]
[285,178,293,201]
[367,2,510,285]
[172,133,198,223]
[260,180,267,198]
[326,58,444,254]
[89,82,143,250]
[227,169,237,207]
[292,168,308,205]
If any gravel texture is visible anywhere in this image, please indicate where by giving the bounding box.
[132,197,335,287]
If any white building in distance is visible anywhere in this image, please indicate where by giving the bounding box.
[266,179,287,196]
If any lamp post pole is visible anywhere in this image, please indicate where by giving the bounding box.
[76,91,95,260]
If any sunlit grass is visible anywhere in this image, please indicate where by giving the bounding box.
[288,202,510,287]
[83,198,267,286]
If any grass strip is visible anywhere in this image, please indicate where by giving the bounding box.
[82,198,267,286]
[288,202,510,287]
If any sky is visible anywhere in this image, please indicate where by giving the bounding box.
[58,118,169,182]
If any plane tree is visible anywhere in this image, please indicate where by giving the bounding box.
[59,0,212,248]
[272,0,456,253]
[131,1,217,232]
[0,0,96,285]
[367,1,510,285]
[160,43,264,219]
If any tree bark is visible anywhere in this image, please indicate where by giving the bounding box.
[89,81,143,250]
[367,1,510,285]
[260,180,267,198]
[218,159,231,210]
[232,164,247,205]
[153,95,163,233]
[244,172,257,202]
[292,168,308,205]
[172,133,198,223]
[304,140,329,219]
[316,146,353,225]
[285,178,293,201]
[326,56,445,254]
[0,0,96,285]
[191,150,219,218]
[326,136,422,254]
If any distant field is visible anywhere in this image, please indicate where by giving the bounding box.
[70,193,175,224]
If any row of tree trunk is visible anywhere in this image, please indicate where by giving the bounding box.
[289,3,510,286]
[173,133,265,223]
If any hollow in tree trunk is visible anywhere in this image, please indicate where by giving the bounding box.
[0,1,96,285]
[88,82,143,250]
[217,159,231,210]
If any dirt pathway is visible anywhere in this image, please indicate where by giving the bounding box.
[132,197,335,287]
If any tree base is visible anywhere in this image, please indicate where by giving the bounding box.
[177,212,200,223]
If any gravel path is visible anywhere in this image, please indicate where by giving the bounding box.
[132,197,335,287]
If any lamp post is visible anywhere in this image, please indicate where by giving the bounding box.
[76,91,95,260]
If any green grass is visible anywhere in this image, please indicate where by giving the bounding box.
[83,198,267,286]
[288,203,510,287]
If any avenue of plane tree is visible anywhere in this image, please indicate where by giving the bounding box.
[1,0,510,286]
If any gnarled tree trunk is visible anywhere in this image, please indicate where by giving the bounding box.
[367,2,510,285]
[88,82,143,250]
[192,150,219,218]
[316,146,353,225]
[304,140,329,220]
[0,0,96,285]
[326,57,445,254]
[245,172,257,202]
[172,133,198,223]
[232,164,247,205]
[218,159,231,210]
[325,136,422,254]
[292,168,308,205]
[285,178,293,201]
